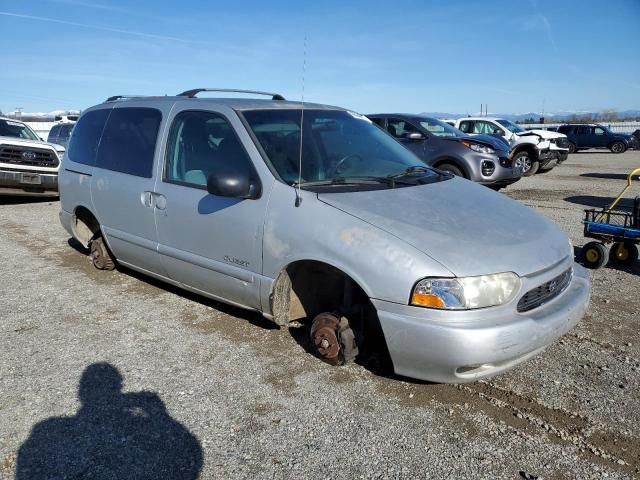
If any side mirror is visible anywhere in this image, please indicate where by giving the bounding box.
[407,132,425,141]
[492,129,505,136]
[206,171,261,199]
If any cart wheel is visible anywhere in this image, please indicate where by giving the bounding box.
[610,241,639,265]
[581,242,609,269]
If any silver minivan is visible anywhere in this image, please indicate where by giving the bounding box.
[59,89,591,383]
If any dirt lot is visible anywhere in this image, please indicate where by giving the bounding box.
[1,151,639,479]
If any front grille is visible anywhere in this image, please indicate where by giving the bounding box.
[0,146,59,168]
[517,268,572,312]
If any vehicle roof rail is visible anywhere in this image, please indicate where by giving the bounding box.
[104,95,149,102]
[177,88,286,101]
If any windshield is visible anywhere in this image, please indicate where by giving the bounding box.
[0,119,40,141]
[242,109,440,186]
[419,118,463,138]
[496,119,526,133]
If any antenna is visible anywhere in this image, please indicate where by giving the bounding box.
[295,35,307,208]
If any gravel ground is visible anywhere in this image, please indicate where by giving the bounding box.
[1,150,639,479]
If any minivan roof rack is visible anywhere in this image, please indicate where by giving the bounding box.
[177,88,285,101]
[104,95,149,102]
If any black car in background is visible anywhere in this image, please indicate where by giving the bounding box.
[557,124,632,154]
[367,114,522,189]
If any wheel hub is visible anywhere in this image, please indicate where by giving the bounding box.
[311,314,341,363]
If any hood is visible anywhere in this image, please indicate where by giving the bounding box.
[318,178,570,277]
[521,129,565,139]
[0,135,65,153]
[459,133,511,152]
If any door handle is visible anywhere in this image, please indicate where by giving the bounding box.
[141,191,153,208]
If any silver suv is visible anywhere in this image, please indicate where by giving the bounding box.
[59,89,590,383]
[0,117,64,196]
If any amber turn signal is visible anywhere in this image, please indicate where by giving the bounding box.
[410,292,446,308]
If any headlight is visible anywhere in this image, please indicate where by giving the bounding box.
[410,272,520,310]
[461,141,494,154]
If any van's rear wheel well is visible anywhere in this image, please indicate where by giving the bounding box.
[73,206,101,248]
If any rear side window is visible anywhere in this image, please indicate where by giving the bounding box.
[557,125,570,134]
[66,109,111,166]
[96,107,161,178]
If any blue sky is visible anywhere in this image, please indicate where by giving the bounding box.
[1,0,639,115]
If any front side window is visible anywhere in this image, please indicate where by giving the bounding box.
[59,124,73,138]
[472,121,495,135]
[165,110,254,188]
[594,127,606,135]
[0,119,40,141]
[67,109,111,166]
[242,109,439,187]
[96,107,161,178]
[387,118,420,139]
[458,121,474,133]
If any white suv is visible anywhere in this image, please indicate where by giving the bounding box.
[455,117,570,176]
[0,117,65,195]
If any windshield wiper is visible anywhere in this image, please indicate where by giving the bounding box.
[296,176,403,188]
[387,165,431,179]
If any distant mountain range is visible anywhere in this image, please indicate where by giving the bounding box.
[4,108,640,123]
[421,110,640,122]
[3,109,81,121]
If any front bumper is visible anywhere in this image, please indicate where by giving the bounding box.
[373,262,590,383]
[0,168,58,196]
[537,149,559,170]
[471,154,523,186]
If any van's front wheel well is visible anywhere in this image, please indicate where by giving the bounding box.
[270,260,391,369]
[270,260,371,326]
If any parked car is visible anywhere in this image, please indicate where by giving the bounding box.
[0,117,64,196]
[557,124,633,153]
[47,122,75,148]
[59,89,590,383]
[454,117,570,176]
[367,114,522,189]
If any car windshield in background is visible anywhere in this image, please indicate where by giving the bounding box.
[0,119,40,141]
[242,109,442,188]
[496,119,526,133]
[419,118,463,138]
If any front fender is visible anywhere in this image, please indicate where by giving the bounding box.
[260,183,454,314]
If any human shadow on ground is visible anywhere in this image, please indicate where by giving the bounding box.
[16,363,203,479]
